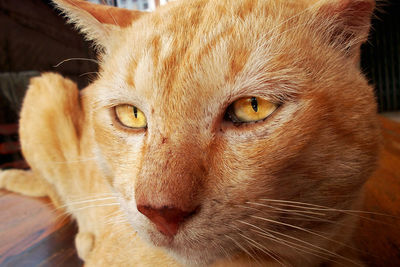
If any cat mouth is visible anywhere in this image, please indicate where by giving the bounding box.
[144,228,217,265]
[137,205,199,239]
[128,210,192,249]
[142,215,198,248]
[145,228,175,247]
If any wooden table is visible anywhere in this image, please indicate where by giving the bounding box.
[0,117,399,266]
[0,192,82,266]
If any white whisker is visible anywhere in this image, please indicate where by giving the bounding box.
[53,57,99,68]
[79,72,99,77]
[247,201,326,216]
[238,220,348,265]
[69,203,120,212]
[56,196,118,210]
[259,199,398,224]
[51,157,99,164]
[252,229,344,265]
[250,215,361,263]
[236,232,287,267]
[225,235,259,263]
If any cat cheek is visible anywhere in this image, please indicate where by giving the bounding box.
[92,115,145,185]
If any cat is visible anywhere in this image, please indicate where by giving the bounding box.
[0,0,380,266]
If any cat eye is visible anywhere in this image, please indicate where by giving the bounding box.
[225,97,277,124]
[115,104,147,129]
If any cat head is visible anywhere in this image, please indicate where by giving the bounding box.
[54,0,379,265]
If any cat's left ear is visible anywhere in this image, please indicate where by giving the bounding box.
[317,0,375,62]
[52,0,143,51]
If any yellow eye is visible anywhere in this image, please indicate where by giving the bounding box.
[229,97,277,123]
[115,104,147,129]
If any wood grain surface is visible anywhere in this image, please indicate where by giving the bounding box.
[0,116,399,266]
[0,192,82,267]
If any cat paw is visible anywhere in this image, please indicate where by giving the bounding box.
[75,232,95,261]
[0,169,50,197]
[0,169,6,189]
[0,169,13,190]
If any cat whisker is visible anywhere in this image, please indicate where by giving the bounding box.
[68,203,120,213]
[238,204,326,223]
[265,227,360,265]
[260,198,363,215]
[79,71,99,77]
[105,218,129,226]
[46,193,117,215]
[55,196,119,210]
[53,57,99,68]
[239,203,357,229]
[68,192,117,201]
[103,209,124,220]
[250,215,360,257]
[69,196,118,203]
[210,239,231,261]
[237,220,352,265]
[50,157,99,164]
[246,201,326,216]
[64,193,117,205]
[103,213,128,225]
[225,235,260,264]
[52,208,74,223]
[239,220,336,263]
[281,213,354,227]
[111,224,135,238]
[51,199,120,222]
[236,232,287,267]
[251,228,346,266]
[258,199,399,225]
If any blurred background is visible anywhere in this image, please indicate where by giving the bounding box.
[0,0,399,169]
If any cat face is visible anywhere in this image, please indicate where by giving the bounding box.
[55,0,379,265]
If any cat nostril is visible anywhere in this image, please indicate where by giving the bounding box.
[137,205,198,237]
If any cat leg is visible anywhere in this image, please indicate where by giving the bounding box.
[0,169,63,207]
[18,73,83,189]
[0,169,47,196]
[75,231,95,261]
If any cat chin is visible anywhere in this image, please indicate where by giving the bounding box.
[168,251,219,267]
[126,214,224,266]
[163,241,223,267]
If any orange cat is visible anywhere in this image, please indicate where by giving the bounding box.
[0,0,380,266]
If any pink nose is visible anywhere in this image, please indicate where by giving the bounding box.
[137,205,197,237]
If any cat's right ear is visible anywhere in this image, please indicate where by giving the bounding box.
[315,0,375,62]
[52,0,143,51]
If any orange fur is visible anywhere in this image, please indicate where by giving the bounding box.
[0,0,380,266]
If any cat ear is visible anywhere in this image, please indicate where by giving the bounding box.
[52,0,143,50]
[317,0,375,61]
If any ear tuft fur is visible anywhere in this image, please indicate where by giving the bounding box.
[318,0,375,61]
[52,0,143,51]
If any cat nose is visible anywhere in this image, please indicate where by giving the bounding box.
[137,205,198,237]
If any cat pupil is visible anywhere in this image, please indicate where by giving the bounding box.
[133,106,138,118]
[251,97,258,112]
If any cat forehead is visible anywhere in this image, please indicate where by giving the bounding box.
[93,0,372,111]
[98,1,314,102]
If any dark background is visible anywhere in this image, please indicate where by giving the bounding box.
[0,0,97,169]
[361,0,400,112]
